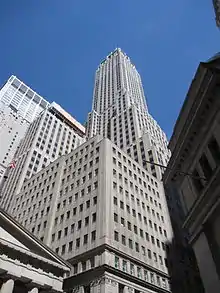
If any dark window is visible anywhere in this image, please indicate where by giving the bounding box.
[192,169,204,192]
[199,154,213,180]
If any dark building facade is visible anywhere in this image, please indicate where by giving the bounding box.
[163,55,220,293]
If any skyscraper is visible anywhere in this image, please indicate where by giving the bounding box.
[2,49,176,293]
[0,76,49,122]
[0,76,50,183]
[0,102,85,211]
[86,49,170,180]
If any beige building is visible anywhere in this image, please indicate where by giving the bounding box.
[7,135,173,293]
[163,55,220,293]
[0,207,70,293]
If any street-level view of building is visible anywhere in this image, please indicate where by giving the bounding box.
[0,49,204,293]
[163,54,220,293]
[0,76,50,184]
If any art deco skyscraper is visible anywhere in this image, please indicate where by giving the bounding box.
[86,49,170,179]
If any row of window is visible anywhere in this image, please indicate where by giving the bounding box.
[55,231,96,255]
[113,197,166,236]
[114,213,166,248]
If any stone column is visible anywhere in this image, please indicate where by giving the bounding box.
[28,288,38,293]
[0,280,14,293]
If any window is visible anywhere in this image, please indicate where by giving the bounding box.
[121,217,125,226]
[122,235,126,245]
[86,200,90,208]
[84,234,88,245]
[73,207,77,215]
[115,256,119,268]
[134,225,138,234]
[114,197,117,205]
[92,213,96,222]
[80,204,83,212]
[80,216,87,227]
[114,213,118,222]
[135,242,139,252]
[61,244,66,255]
[130,264,134,275]
[199,154,213,180]
[71,224,75,233]
[142,246,146,256]
[78,220,82,230]
[120,201,124,209]
[93,196,97,205]
[69,241,73,252]
[58,230,62,239]
[91,230,96,241]
[122,260,127,272]
[114,231,119,242]
[129,239,133,249]
[64,227,68,236]
[137,267,141,278]
[76,238,80,248]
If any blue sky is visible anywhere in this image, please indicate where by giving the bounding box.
[0,1,219,138]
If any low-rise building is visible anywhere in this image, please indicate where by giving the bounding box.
[0,207,70,293]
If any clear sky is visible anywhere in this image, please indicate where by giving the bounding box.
[0,1,220,138]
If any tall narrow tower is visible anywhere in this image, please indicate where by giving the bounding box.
[87,49,170,179]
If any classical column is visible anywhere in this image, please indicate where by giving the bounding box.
[28,288,38,293]
[0,279,14,293]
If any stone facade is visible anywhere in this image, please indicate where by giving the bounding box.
[163,55,220,292]
[0,208,70,293]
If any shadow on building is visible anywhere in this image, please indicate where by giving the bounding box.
[164,185,204,293]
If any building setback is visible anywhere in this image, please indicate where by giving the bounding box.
[163,55,220,293]
[0,76,50,183]
[86,48,170,180]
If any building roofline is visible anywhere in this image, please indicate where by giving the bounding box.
[0,207,71,270]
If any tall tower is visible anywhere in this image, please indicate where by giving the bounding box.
[0,76,50,183]
[0,102,85,212]
[87,49,170,179]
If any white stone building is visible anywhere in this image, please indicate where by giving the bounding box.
[86,49,170,180]
[8,136,172,293]
[0,76,49,184]
[0,102,85,211]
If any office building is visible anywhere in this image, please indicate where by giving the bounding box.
[0,76,50,183]
[0,102,85,211]
[0,75,49,122]
[163,55,220,293]
[86,48,170,180]
[8,136,172,293]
